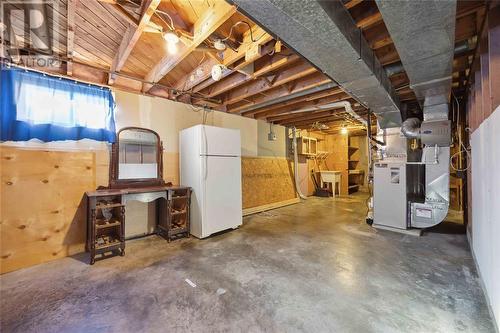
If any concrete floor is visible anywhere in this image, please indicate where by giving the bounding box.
[0,194,495,333]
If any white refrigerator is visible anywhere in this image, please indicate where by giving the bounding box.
[179,125,243,238]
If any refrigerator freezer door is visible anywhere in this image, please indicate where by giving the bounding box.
[199,125,241,157]
[200,155,242,237]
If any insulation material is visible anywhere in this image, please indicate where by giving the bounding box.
[241,157,297,209]
[1,147,96,273]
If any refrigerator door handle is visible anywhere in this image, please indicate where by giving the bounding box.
[202,126,209,180]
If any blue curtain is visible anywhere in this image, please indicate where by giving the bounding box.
[1,68,116,142]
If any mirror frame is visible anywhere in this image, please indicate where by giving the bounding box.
[108,127,165,189]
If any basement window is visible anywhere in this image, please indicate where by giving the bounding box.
[1,68,116,143]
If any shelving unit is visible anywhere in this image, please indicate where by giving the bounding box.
[87,195,125,264]
[347,139,365,194]
[295,136,318,156]
[157,188,191,242]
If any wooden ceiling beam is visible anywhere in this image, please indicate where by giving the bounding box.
[271,109,345,125]
[228,72,331,114]
[110,3,140,26]
[142,3,236,92]
[281,114,349,127]
[344,0,364,10]
[66,0,78,76]
[222,59,314,105]
[253,91,350,119]
[356,12,383,30]
[173,27,273,93]
[249,87,344,116]
[108,0,161,85]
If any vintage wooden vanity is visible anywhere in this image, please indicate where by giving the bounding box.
[86,127,191,264]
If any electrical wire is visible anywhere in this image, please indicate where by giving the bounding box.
[221,21,267,44]
[450,91,471,172]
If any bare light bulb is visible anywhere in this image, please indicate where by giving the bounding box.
[163,31,179,44]
[340,126,348,135]
[167,42,178,54]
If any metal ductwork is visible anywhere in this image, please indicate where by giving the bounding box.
[228,0,402,128]
[400,117,421,139]
[383,41,472,79]
[373,0,456,230]
[376,0,456,117]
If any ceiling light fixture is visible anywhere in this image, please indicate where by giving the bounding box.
[211,64,225,81]
[167,42,178,55]
[163,31,179,44]
[340,125,348,135]
[213,39,226,51]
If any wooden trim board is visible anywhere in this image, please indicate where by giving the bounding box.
[243,198,300,216]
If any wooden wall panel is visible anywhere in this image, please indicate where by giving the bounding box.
[1,147,95,273]
[325,134,349,195]
[241,157,297,209]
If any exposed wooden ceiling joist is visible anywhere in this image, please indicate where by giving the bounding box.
[143,1,237,92]
[108,0,160,85]
[244,88,345,118]
[228,72,331,114]
[255,91,350,120]
[175,27,274,95]
[222,60,315,105]
[66,0,79,75]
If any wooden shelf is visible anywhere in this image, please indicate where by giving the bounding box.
[95,219,121,230]
[349,169,364,175]
[95,202,124,210]
[95,238,121,250]
[171,210,187,216]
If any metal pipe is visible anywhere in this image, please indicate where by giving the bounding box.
[292,127,308,200]
[239,82,338,114]
[400,117,421,139]
[281,101,367,127]
[383,41,471,78]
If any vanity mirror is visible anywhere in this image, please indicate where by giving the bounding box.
[109,127,165,188]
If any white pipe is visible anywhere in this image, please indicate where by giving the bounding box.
[283,101,367,127]
[292,127,308,200]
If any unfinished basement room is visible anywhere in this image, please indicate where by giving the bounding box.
[1,0,499,332]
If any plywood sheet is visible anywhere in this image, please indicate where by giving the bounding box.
[242,157,297,209]
[1,147,96,273]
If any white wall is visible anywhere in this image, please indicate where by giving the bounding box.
[114,90,258,156]
[470,105,500,328]
[257,120,287,158]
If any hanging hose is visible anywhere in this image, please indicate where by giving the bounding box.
[292,127,308,200]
